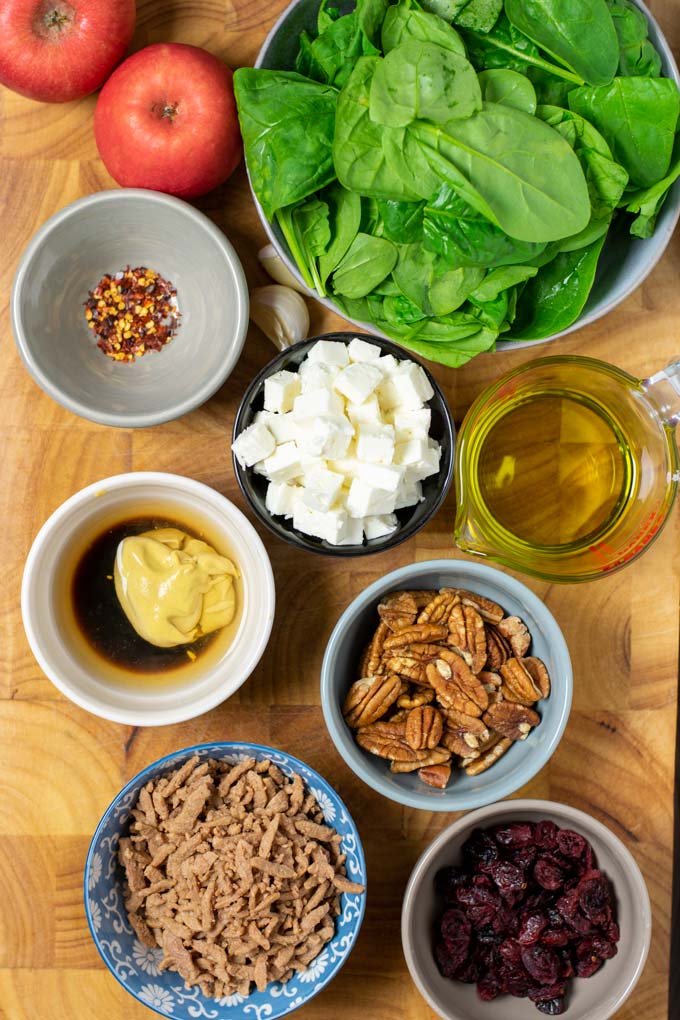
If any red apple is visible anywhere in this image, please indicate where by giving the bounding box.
[94,43,243,199]
[0,0,136,103]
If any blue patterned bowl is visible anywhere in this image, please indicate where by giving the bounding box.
[84,742,367,1019]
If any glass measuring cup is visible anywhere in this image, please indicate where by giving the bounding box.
[454,355,680,582]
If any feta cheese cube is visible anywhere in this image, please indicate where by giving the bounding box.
[327,456,363,481]
[263,370,301,414]
[346,479,397,518]
[232,422,276,468]
[293,502,348,544]
[333,362,383,405]
[337,516,365,545]
[306,340,350,367]
[407,443,441,481]
[255,410,299,444]
[395,477,423,509]
[266,482,301,519]
[299,360,338,393]
[388,362,434,409]
[356,423,395,465]
[356,461,403,492]
[293,389,345,419]
[348,337,382,362]
[302,466,344,513]
[377,354,400,374]
[261,442,304,483]
[394,438,430,466]
[391,408,432,441]
[364,514,399,540]
[346,394,382,427]
[295,414,353,459]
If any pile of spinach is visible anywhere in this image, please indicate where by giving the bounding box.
[234,0,680,367]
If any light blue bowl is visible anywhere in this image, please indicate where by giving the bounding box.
[321,560,572,812]
[84,742,366,1019]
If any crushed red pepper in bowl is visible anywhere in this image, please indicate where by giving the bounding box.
[84,265,180,363]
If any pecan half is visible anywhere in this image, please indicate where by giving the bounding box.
[383,655,427,684]
[405,706,444,750]
[397,687,434,709]
[464,737,513,775]
[523,657,551,698]
[455,589,504,625]
[377,591,418,633]
[390,747,451,772]
[483,702,540,740]
[485,625,513,669]
[383,623,449,650]
[357,643,371,679]
[441,711,490,757]
[479,669,502,693]
[365,621,389,677]
[426,657,484,718]
[500,657,542,704]
[418,764,451,788]
[448,603,487,674]
[343,675,402,728]
[417,590,460,624]
[496,615,531,658]
[355,720,426,762]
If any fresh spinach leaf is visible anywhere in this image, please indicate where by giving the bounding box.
[469,263,538,301]
[462,14,583,84]
[410,101,591,242]
[467,289,510,329]
[381,124,444,199]
[625,134,680,237]
[504,0,619,86]
[569,76,680,187]
[356,0,391,47]
[419,0,468,19]
[377,199,425,242]
[606,0,662,77]
[454,0,504,32]
[423,185,548,265]
[276,199,331,293]
[295,11,379,88]
[318,0,341,33]
[508,234,607,339]
[318,183,362,284]
[393,242,484,315]
[382,0,466,54]
[234,69,337,220]
[382,294,428,325]
[478,68,537,112]
[333,57,423,199]
[369,40,482,127]
[331,232,398,297]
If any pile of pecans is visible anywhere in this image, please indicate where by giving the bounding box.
[342,587,551,789]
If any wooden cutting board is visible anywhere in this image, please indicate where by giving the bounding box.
[0,2,678,1018]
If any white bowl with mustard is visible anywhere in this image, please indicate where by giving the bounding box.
[21,473,275,726]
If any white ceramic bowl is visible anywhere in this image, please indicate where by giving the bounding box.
[401,799,652,1020]
[21,473,275,725]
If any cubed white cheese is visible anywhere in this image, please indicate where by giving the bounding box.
[261,442,304,483]
[293,502,348,544]
[356,423,395,465]
[306,340,350,367]
[295,414,353,459]
[388,362,435,409]
[395,477,423,509]
[263,370,301,414]
[346,394,382,427]
[356,461,403,492]
[406,443,441,481]
[333,362,383,405]
[299,360,338,393]
[293,389,345,419]
[346,479,397,518]
[394,438,431,466]
[391,408,432,441]
[327,456,363,481]
[364,513,399,540]
[348,337,382,362]
[337,516,365,545]
[265,482,301,519]
[255,410,300,444]
[232,422,276,468]
[377,354,400,375]
[302,466,344,513]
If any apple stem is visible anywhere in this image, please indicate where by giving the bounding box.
[152,102,180,123]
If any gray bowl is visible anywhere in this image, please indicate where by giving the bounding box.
[401,799,652,1020]
[11,190,249,427]
[251,0,680,351]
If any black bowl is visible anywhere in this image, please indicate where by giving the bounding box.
[232,332,455,556]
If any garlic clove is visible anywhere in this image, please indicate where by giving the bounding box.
[258,244,309,294]
[249,285,310,352]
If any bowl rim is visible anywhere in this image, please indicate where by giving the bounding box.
[250,0,680,354]
[231,331,456,557]
[20,471,275,725]
[400,797,653,1020]
[320,559,573,810]
[10,188,249,428]
[84,739,368,1019]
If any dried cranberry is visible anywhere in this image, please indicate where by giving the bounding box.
[468,905,498,928]
[602,918,620,943]
[541,928,570,947]
[494,822,536,847]
[478,971,502,1001]
[576,936,618,961]
[463,828,499,868]
[521,945,560,986]
[490,860,527,899]
[536,997,566,1015]
[435,866,469,903]
[556,829,587,859]
[528,983,567,1004]
[439,908,471,971]
[578,873,612,924]
[576,955,604,978]
[557,948,575,978]
[453,957,481,983]
[476,924,504,945]
[503,968,533,997]
[556,888,580,922]
[435,941,460,979]
[535,820,559,850]
[512,845,539,871]
[499,938,523,966]
[518,912,548,946]
[534,858,565,890]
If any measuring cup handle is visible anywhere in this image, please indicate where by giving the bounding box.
[642,359,680,425]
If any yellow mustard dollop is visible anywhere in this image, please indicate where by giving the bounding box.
[114,528,238,648]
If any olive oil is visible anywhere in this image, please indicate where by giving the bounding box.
[475,392,634,548]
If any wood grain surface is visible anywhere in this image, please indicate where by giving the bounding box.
[0,2,679,1018]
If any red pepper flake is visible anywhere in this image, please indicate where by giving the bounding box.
[84,266,181,363]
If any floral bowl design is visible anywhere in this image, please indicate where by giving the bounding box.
[84,742,367,1019]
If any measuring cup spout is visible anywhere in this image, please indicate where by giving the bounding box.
[641,359,680,426]
[454,503,494,558]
